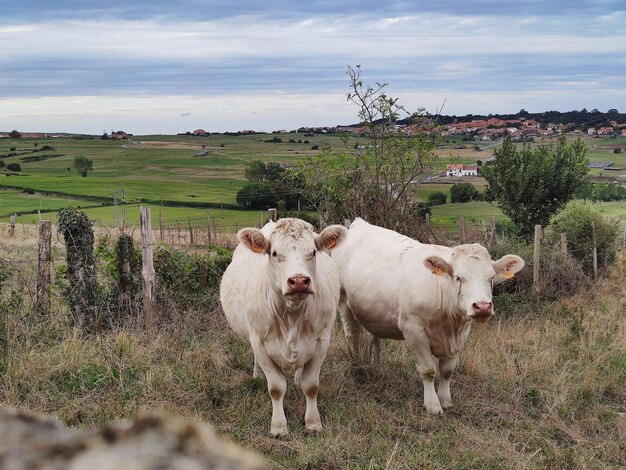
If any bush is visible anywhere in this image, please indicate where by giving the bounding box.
[427,191,447,206]
[546,202,619,274]
[311,145,319,150]
[236,182,278,209]
[0,161,5,169]
[7,163,21,172]
[9,147,16,152]
[613,148,622,153]
[450,182,480,203]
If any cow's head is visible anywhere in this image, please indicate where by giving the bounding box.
[424,244,524,322]
[238,218,347,298]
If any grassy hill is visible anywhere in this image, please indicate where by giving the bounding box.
[1,133,625,232]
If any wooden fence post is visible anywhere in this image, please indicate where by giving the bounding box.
[533,225,542,292]
[188,216,194,245]
[560,232,567,256]
[159,208,164,242]
[9,214,17,237]
[120,207,126,230]
[344,218,351,229]
[489,216,496,247]
[592,221,598,278]
[268,208,277,222]
[425,213,430,226]
[460,217,466,244]
[140,206,157,330]
[206,211,212,245]
[36,220,51,314]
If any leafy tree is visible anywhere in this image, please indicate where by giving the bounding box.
[236,182,278,209]
[450,183,481,203]
[244,160,267,182]
[427,191,447,206]
[291,65,437,234]
[481,136,588,238]
[265,162,285,182]
[9,130,21,138]
[0,160,5,169]
[74,156,93,177]
[7,163,21,172]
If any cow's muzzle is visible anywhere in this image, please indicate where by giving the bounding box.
[470,300,493,322]
[286,275,312,294]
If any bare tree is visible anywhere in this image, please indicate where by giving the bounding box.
[292,65,438,235]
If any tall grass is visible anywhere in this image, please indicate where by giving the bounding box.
[1,236,625,468]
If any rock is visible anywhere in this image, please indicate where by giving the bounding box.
[0,407,268,470]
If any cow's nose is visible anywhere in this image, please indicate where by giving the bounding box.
[472,301,493,315]
[288,275,311,293]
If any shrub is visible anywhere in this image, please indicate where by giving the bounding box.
[9,147,16,152]
[450,182,480,203]
[7,163,21,172]
[546,202,619,274]
[0,161,5,169]
[311,145,319,150]
[427,191,447,206]
[613,148,622,153]
[236,182,278,209]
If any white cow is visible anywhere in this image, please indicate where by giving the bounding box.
[220,218,347,436]
[331,218,524,414]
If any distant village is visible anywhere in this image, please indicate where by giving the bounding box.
[0,110,626,141]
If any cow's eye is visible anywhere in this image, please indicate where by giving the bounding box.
[271,250,278,258]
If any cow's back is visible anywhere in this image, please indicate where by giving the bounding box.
[331,219,421,339]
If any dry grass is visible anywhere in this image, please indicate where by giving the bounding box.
[1,240,625,468]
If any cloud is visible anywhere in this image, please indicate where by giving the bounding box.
[1,3,624,132]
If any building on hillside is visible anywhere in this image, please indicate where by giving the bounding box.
[446,164,478,177]
[192,129,208,136]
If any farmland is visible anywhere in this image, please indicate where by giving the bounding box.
[1,132,626,468]
[2,133,625,232]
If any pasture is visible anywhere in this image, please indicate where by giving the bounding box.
[0,226,625,468]
[2,134,625,235]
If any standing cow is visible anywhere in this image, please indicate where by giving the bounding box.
[220,218,346,436]
[331,218,524,415]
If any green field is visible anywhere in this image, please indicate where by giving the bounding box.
[1,134,625,233]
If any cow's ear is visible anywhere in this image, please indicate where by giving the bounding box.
[493,254,525,284]
[238,228,270,254]
[315,225,347,253]
[424,256,453,277]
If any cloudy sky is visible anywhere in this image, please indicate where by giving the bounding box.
[1,1,624,134]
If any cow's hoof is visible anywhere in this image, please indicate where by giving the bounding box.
[269,426,289,438]
[424,404,444,415]
[305,423,323,434]
[439,399,453,409]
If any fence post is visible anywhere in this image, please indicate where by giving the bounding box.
[533,225,541,292]
[120,207,126,230]
[592,221,598,279]
[36,220,52,314]
[159,208,164,241]
[344,218,351,229]
[460,217,466,244]
[9,214,17,237]
[560,232,567,256]
[268,208,277,222]
[207,211,212,245]
[489,216,496,247]
[140,206,157,330]
[425,213,430,226]
[188,216,194,245]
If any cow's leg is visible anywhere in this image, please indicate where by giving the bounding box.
[338,292,362,358]
[403,325,443,415]
[251,344,289,436]
[299,337,331,433]
[437,356,458,409]
[253,357,262,378]
[367,334,382,366]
